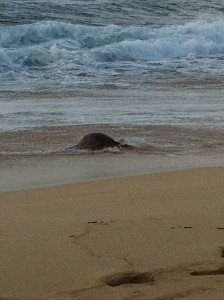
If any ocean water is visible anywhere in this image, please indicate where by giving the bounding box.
[0,0,224,157]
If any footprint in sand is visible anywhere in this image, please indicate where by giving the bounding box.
[191,268,224,276]
[220,246,224,258]
[191,246,224,276]
[102,270,154,287]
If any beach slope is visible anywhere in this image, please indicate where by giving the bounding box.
[1,167,224,300]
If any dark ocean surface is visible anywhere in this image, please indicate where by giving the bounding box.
[1,0,223,26]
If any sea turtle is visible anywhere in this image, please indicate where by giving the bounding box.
[76,132,132,150]
[77,132,120,150]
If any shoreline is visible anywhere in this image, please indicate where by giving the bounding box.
[1,167,224,300]
[1,152,223,192]
[1,123,224,158]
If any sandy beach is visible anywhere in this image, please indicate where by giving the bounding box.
[1,167,224,300]
[1,1,224,299]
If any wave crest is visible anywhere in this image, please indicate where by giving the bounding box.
[1,19,224,83]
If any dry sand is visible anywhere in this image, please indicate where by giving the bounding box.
[1,167,224,300]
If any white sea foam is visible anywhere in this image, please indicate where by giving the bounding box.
[0,20,224,64]
[1,19,224,90]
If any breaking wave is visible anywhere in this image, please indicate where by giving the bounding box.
[1,19,224,89]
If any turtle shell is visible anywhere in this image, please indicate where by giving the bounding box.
[77,132,120,150]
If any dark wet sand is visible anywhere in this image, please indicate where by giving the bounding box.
[0,152,223,192]
[1,124,224,159]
